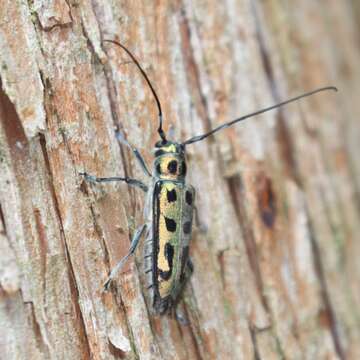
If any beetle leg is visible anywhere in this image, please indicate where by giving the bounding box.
[174,260,193,325]
[80,172,148,192]
[116,131,152,177]
[103,224,147,291]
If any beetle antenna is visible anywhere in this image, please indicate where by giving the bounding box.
[182,86,338,146]
[104,39,167,143]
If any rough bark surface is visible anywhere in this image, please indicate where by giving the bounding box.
[1,1,359,359]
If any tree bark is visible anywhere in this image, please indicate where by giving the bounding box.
[1,1,359,359]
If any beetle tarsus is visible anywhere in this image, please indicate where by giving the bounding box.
[103,278,112,292]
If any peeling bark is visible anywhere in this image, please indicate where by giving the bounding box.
[1,1,359,359]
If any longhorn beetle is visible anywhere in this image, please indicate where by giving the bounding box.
[80,39,337,317]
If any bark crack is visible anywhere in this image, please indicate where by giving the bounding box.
[249,322,262,360]
[24,300,51,358]
[38,132,92,358]
[182,283,208,359]
[78,8,139,216]
[307,212,345,360]
[251,1,301,187]
[76,7,156,357]
[178,3,213,142]
[33,208,48,305]
[226,175,268,312]
[0,203,7,236]
[27,0,73,33]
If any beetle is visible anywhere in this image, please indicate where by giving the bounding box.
[80,39,337,317]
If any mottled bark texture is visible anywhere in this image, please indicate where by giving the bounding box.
[0,1,359,359]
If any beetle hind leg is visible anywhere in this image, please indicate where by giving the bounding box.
[103,224,147,291]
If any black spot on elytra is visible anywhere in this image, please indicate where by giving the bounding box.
[185,191,193,205]
[159,270,170,280]
[183,221,191,234]
[167,160,178,174]
[167,189,177,202]
[159,243,174,280]
[164,216,177,232]
[165,243,174,263]
[156,163,162,174]
[180,161,187,176]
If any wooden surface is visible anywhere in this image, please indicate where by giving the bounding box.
[1,1,359,359]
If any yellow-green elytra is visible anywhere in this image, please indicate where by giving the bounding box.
[145,142,195,314]
[81,39,337,319]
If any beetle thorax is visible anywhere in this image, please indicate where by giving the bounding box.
[153,142,187,181]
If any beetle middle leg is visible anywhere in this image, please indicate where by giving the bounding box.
[80,172,148,192]
[103,223,147,291]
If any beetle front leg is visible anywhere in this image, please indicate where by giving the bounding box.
[103,224,147,291]
[116,131,152,177]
